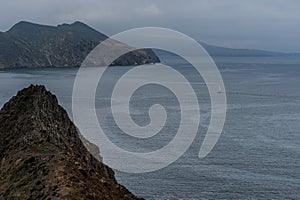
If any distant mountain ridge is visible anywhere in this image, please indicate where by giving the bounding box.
[155,42,298,59]
[200,42,298,57]
[0,21,159,68]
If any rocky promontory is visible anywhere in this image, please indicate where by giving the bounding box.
[0,21,159,68]
[0,85,142,199]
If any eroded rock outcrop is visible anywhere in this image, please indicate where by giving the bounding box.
[0,85,142,200]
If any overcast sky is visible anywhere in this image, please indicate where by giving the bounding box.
[1,0,300,52]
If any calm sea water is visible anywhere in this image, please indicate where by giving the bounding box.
[0,56,300,199]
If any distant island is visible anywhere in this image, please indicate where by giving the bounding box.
[1,21,298,69]
[155,42,299,59]
[200,42,299,57]
[0,21,159,68]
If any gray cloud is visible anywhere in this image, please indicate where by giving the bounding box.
[0,0,299,52]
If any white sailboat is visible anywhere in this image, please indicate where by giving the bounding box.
[217,85,222,94]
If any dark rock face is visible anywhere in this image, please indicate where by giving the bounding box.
[0,85,143,200]
[0,21,159,68]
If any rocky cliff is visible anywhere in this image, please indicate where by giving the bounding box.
[0,85,142,200]
[0,21,159,68]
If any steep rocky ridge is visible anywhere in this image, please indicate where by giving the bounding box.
[0,85,142,200]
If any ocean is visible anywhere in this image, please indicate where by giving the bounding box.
[0,55,300,199]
